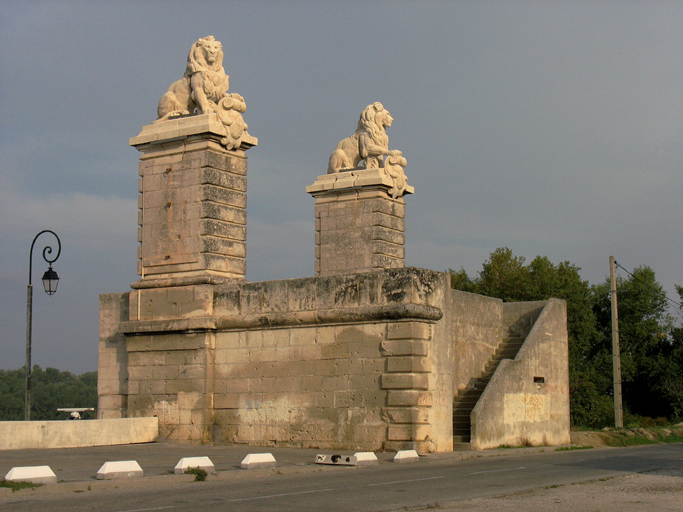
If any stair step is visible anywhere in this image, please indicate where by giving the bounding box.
[502,337,525,343]
[453,400,478,408]
[457,387,483,396]
[497,348,519,355]
[451,336,527,449]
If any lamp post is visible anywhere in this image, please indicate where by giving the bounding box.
[25,230,61,421]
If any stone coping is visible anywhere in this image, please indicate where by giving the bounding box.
[130,113,258,149]
[121,303,443,335]
[306,168,414,195]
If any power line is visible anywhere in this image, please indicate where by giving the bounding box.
[613,260,682,316]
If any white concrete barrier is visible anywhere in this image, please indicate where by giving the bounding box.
[4,466,57,484]
[393,450,419,463]
[96,460,143,480]
[0,418,158,450]
[353,452,379,466]
[174,456,215,474]
[240,453,277,469]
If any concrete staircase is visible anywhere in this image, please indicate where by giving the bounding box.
[452,336,525,449]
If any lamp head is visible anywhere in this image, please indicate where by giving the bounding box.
[41,266,59,296]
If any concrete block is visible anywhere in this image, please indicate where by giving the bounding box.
[240,453,277,469]
[353,452,379,466]
[174,456,215,474]
[4,466,57,485]
[393,450,420,463]
[96,460,144,480]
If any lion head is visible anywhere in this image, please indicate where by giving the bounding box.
[356,102,391,152]
[186,36,225,75]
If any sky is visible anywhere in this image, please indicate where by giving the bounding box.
[1,1,681,374]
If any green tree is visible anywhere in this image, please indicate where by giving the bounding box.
[0,366,98,421]
[451,248,606,427]
[592,266,676,420]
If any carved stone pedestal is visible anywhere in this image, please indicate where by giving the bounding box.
[307,168,414,276]
[130,114,257,289]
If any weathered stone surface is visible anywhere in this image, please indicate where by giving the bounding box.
[385,356,432,373]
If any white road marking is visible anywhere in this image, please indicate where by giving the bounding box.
[115,507,175,512]
[368,476,446,486]
[469,466,525,475]
[225,488,335,502]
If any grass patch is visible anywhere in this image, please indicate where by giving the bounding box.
[661,434,683,444]
[185,467,208,482]
[556,445,593,451]
[0,480,44,492]
[604,434,659,447]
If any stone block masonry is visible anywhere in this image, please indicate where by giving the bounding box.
[105,267,455,451]
[307,169,412,277]
[130,114,256,288]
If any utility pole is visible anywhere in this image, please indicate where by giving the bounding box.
[609,256,624,429]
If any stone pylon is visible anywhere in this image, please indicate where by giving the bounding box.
[130,115,257,289]
[307,168,414,276]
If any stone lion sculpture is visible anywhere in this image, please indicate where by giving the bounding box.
[327,102,394,174]
[157,36,230,120]
[156,36,249,150]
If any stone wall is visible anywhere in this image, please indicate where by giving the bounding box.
[449,290,503,392]
[113,268,451,451]
[97,293,129,419]
[470,299,571,449]
[0,418,157,450]
[100,268,570,452]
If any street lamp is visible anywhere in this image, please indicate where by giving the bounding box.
[25,230,61,421]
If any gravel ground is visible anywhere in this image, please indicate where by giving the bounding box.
[429,469,683,512]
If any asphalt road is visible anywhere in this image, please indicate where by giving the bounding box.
[3,444,682,512]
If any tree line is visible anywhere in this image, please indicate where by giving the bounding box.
[0,366,97,421]
[451,247,683,428]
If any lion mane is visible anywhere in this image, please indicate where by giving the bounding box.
[327,102,393,174]
[156,36,230,121]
